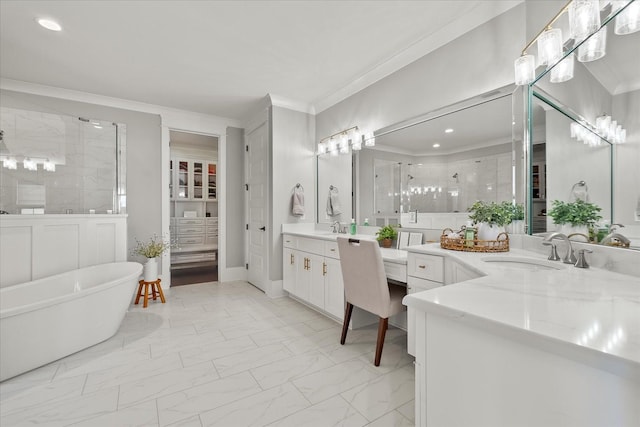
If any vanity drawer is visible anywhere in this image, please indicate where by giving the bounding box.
[297,237,324,254]
[408,254,444,282]
[283,235,297,249]
[177,225,204,235]
[177,235,205,246]
[177,218,205,226]
[324,241,340,259]
[384,261,407,282]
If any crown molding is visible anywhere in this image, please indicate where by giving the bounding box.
[0,78,243,129]
[268,94,315,115]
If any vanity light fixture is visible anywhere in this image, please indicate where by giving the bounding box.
[3,157,17,170]
[595,113,626,143]
[37,18,62,32]
[318,126,368,155]
[514,0,637,85]
[23,157,37,171]
[364,133,376,147]
[43,160,56,172]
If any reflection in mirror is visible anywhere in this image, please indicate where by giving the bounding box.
[359,86,516,229]
[316,153,352,225]
[528,2,639,249]
[530,92,612,235]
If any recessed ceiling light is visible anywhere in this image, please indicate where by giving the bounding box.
[444,128,454,133]
[433,143,440,148]
[37,18,62,32]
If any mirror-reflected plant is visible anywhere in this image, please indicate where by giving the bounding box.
[547,199,602,227]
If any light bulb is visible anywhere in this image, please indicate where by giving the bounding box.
[550,53,575,83]
[538,28,563,66]
[317,142,327,154]
[514,55,536,85]
[578,26,607,62]
[569,0,601,42]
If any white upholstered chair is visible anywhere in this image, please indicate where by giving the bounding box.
[336,237,406,366]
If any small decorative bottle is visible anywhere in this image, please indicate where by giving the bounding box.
[364,218,369,226]
[350,218,357,235]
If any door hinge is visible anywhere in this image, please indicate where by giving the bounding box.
[245,263,249,270]
[246,224,249,230]
[245,183,248,191]
[245,145,249,152]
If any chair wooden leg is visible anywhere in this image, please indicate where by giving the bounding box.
[340,303,354,345]
[374,317,389,366]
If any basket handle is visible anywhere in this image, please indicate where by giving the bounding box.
[496,232,509,241]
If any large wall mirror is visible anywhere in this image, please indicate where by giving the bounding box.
[359,85,519,229]
[528,1,639,249]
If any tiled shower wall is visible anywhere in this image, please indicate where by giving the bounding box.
[0,107,121,214]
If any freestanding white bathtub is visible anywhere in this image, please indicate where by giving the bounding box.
[0,262,142,381]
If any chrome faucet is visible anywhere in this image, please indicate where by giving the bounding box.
[543,232,576,264]
[330,221,341,233]
[600,232,631,248]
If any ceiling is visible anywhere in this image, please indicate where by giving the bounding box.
[0,1,521,121]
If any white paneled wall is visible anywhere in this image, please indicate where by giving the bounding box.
[0,215,127,287]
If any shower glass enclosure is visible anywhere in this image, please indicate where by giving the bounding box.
[0,107,126,215]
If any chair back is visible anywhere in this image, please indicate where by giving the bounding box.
[336,237,391,318]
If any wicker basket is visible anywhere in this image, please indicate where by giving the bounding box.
[440,228,509,253]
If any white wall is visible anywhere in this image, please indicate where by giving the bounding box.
[270,105,315,281]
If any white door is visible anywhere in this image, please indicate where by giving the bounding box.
[246,122,269,291]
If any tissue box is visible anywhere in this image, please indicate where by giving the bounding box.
[184,211,197,218]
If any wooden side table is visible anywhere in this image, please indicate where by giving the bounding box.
[135,278,166,308]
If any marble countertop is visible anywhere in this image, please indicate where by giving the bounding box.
[403,243,640,379]
[282,230,408,264]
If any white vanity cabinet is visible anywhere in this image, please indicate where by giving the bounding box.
[282,234,345,320]
[406,251,481,355]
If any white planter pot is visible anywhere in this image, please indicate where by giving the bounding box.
[477,223,506,242]
[143,257,158,282]
[507,220,525,234]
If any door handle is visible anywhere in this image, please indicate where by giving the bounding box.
[290,253,294,265]
[259,226,266,231]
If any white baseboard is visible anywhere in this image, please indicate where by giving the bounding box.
[266,280,287,299]
[220,266,247,282]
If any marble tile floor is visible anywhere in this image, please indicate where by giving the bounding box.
[0,281,415,427]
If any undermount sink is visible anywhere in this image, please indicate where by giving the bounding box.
[480,256,566,271]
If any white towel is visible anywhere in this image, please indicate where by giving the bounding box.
[326,186,342,216]
[292,186,305,216]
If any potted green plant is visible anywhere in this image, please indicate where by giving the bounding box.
[376,225,398,248]
[467,201,512,241]
[132,234,172,281]
[547,199,602,238]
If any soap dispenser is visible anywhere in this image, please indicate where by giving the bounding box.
[350,218,357,235]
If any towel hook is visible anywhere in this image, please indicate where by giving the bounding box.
[295,183,304,190]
